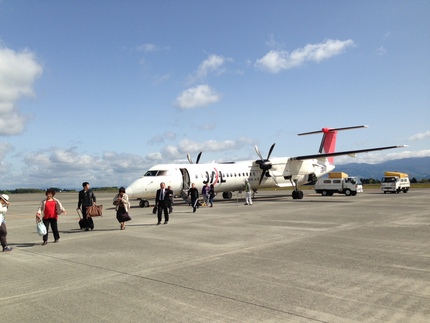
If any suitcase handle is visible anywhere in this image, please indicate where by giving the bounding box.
[76,208,83,219]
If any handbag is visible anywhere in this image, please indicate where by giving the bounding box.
[37,221,47,236]
[152,206,157,214]
[118,212,132,222]
[86,204,103,217]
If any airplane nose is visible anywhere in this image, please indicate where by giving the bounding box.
[125,186,133,197]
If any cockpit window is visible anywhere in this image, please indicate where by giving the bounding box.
[144,170,158,176]
[144,170,170,176]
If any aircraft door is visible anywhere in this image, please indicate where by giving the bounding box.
[180,168,191,200]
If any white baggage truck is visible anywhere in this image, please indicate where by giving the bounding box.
[314,172,362,196]
[381,171,410,193]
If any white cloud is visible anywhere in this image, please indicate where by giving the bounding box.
[196,54,230,78]
[0,46,42,135]
[187,54,232,84]
[148,131,176,144]
[4,140,426,189]
[154,73,171,84]
[255,39,355,73]
[408,130,430,141]
[175,84,220,109]
[376,46,386,56]
[136,43,160,52]
[154,137,255,161]
[177,137,254,155]
[265,34,283,49]
[1,147,151,189]
[0,142,13,160]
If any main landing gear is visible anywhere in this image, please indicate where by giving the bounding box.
[290,178,304,200]
[291,190,304,199]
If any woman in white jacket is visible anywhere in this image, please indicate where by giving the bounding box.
[36,189,66,245]
[0,194,13,252]
[113,187,131,230]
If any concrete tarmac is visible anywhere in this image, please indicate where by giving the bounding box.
[1,189,429,322]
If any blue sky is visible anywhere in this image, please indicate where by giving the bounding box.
[0,0,429,189]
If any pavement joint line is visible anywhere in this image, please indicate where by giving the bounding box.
[15,247,328,323]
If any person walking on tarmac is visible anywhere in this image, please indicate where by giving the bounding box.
[187,183,200,213]
[113,187,131,230]
[0,194,13,252]
[202,183,210,206]
[155,182,172,225]
[77,182,97,231]
[36,188,66,245]
[167,185,174,214]
[244,179,253,205]
[208,184,215,207]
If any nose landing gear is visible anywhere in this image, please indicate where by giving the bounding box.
[139,199,150,207]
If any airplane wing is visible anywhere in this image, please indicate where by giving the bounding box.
[291,145,406,161]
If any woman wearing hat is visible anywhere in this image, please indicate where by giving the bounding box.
[0,194,13,252]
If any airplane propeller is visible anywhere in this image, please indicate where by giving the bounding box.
[187,151,202,164]
[255,143,276,185]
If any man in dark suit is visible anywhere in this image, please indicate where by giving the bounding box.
[155,182,172,225]
[77,182,97,231]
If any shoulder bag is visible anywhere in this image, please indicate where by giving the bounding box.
[86,204,103,217]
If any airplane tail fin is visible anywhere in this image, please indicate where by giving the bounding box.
[298,125,368,164]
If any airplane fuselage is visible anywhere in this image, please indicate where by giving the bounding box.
[125,157,334,202]
[125,125,403,205]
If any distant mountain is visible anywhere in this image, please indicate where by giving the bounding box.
[335,157,430,180]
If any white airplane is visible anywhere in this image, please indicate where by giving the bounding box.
[126,126,404,207]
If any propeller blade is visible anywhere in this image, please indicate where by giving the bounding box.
[196,151,202,164]
[269,170,278,185]
[255,145,263,160]
[258,171,265,186]
[187,153,193,164]
[267,143,275,159]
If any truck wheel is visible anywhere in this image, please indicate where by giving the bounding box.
[396,189,400,194]
[321,190,328,196]
[344,189,351,196]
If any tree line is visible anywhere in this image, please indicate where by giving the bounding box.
[1,187,119,194]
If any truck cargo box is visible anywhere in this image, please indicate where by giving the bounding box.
[328,172,348,178]
[384,171,408,178]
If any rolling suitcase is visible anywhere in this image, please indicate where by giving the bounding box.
[76,209,93,230]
